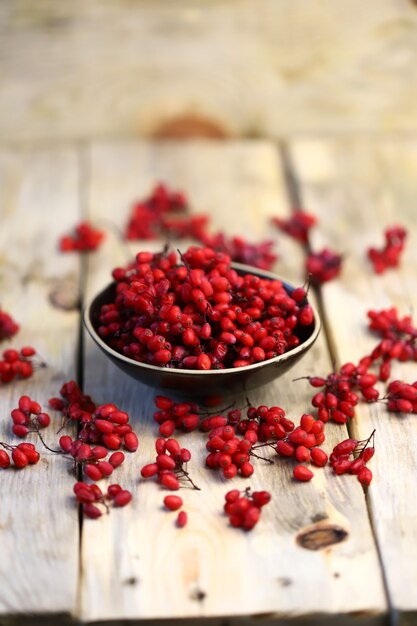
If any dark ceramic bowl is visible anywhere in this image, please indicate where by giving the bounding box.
[84,263,320,400]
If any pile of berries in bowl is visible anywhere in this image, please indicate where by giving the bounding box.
[84,246,320,397]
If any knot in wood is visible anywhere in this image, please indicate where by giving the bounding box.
[296,523,348,551]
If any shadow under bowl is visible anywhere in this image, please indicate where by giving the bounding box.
[84,263,321,401]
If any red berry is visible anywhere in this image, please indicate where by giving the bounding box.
[0,450,11,469]
[11,448,29,469]
[84,503,103,519]
[176,511,188,528]
[113,490,132,507]
[163,495,183,511]
[293,465,314,482]
[160,472,180,490]
[109,451,125,467]
[107,484,123,498]
[124,432,139,452]
[141,463,159,478]
[358,467,373,487]
[310,447,328,467]
[85,464,103,481]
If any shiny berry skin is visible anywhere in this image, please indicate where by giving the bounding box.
[310,447,328,467]
[113,490,133,507]
[293,465,314,482]
[11,448,29,469]
[124,432,139,452]
[176,511,188,528]
[358,467,373,487]
[163,495,183,511]
[0,450,10,469]
[84,503,103,519]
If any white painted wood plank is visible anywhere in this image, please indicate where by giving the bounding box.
[81,140,386,623]
[1,1,417,142]
[0,147,80,618]
[290,138,417,621]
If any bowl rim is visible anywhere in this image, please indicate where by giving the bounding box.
[83,262,321,377]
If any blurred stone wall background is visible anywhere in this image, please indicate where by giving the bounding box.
[1,0,417,142]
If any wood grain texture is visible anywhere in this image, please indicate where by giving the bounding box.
[290,138,417,621]
[0,147,80,618]
[1,1,417,142]
[80,140,386,623]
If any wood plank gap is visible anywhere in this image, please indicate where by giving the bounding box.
[280,140,394,625]
[278,143,304,210]
[74,141,92,621]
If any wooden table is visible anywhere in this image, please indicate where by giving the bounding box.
[0,139,416,626]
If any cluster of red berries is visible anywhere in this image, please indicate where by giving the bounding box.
[275,413,328,467]
[224,487,271,530]
[206,423,255,479]
[163,495,188,528]
[271,211,317,244]
[59,221,105,253]
[73,481,132,519]
[271,211,344,286]
[0,346,43,384]
[49,387,137,482]
[368,225,407,274]
[97,246,314,370]
[59,438,126,481]
[79,404,139,452]
[140,437,198,491]
[303,361,379,424]
[0,441,40,469]
[385,380,417,414]
[50,380,138,452]
[153,395,201,437]
[125,184,278,270]
[49,379,96,421]
[329,431,375,487]
[199,232,277,271]
[367,307,417,382]
[49,381,137,511]
[11,395,51,438]
[0,308,19,341]
[306,248,343,285]
[125,183,195,241]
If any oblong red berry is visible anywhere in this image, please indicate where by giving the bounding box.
[0,450,11,469]
[94,419,115,434]
[107,484,122,498]
[156,454,176,471]
[97,461,114,477]
[358,467,373,487]
[176,510,188,528]
[155,395,174,410]
[252,491,271,507]
[160,472,180,490]
[109,451,125,467]
[141,463,159,478]
[102,433,122,450]
[124,432,139,452]
[114,490,132,507]
[293,465,314,482]
[84,503,102,519]
[85,463,103,481]
[11,448,29,469]
[310,447,328,467]
[12,424,30,438]
[163,495,183,511]
[59,435,73,452]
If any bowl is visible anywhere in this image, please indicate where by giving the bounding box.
[84,263,321,400]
